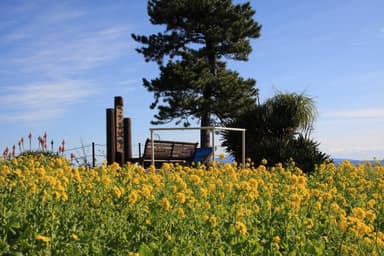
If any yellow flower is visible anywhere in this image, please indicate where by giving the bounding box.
[330,202,340,213]
[113,186,123,198]
[338,217,348,232]
[61,191,68,201]
[219,153,225,160]
[127,190,141,205]
[170,185,178,193]
[200,187,208,198]
[209,215,218,228]
[314,201,322,211]
[235,221,247,235]
[161,162,172,170]
[254,204,260,213]
[266,201,272,211]
[202,201,211,209]
[36,167,46,177]
[14,168,22,177]
[322,192,333,200]
[366,199,376,208]
[160,198,171,211]
[211,230,220,238]
[189,174,202,185]
[239,181,251,192]
[355,221,372,236]
[365,209,376,223]
[175,207,185,218]
[363,237,373,246]
[272,235,281,244]
[165,233,172,241]
[141,185,153,199]
[1,165,11,176]
[100,175,111,187]
[351,207,366,220]
[310,189,321,197]
[237,207,251,218]
[69,233,79,240]
[297,176,306,185]
[377,232,384,246]
[304,218,314,229]
[35,234,50,243]
[176,192,186,204]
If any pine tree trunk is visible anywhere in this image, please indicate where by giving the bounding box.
[200,112,211,148]
[200,42,216,149]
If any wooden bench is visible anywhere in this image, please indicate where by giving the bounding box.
[140,139,198,168]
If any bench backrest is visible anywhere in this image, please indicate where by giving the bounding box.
[142,139,198,161]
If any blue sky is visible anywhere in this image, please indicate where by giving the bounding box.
[0,0,383,161]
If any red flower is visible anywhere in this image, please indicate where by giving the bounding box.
[3,147,9,157]
[11,145,16,157]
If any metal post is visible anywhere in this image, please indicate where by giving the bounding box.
[92,142,95,167]
[242,130,246,168]
[211,128,215,163]
[150,129,154,167]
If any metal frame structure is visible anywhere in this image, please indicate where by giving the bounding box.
[149,126,246,168]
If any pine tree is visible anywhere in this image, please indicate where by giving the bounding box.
[132,0,261,147]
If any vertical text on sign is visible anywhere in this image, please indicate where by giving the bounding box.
[114,96,124,163]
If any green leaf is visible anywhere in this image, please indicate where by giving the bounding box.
[139,243,153,256]
[218,247,225,256]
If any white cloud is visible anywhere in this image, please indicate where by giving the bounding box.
[11,26,131,75]
[325,147,384,161]
[317,132,384,160]
[1,3,83,43]
[0,108,67,122]
[0,80,95,121]
[323,108,384,119]
[1,1,133,78]
[0,2,134,122]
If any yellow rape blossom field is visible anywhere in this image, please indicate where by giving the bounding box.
[1,153,384,255]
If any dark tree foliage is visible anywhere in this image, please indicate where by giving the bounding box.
[287,135,331,172]
[222,93,330,173]
[132,0,261,147]
[144,56,257,126]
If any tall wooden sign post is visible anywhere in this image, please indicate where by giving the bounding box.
[106,96,132,165]
[106,108,116,164]
[114,96,124,164]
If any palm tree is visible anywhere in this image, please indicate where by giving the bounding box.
[264,92,317,139]
[222,92,329,172]
[263,92,318,160]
